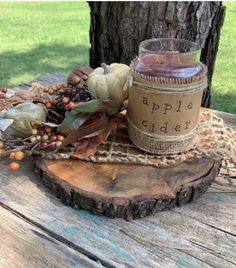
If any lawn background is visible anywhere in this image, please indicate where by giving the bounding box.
[0,2,235,113]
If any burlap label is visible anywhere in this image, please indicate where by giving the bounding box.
[127,84,203,136]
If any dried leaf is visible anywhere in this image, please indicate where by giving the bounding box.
[0,84,43,112]
[58,113,109,149]
[14,83,43,102]
[73,146,98,159]
[74,139,91,151]
[0,119,14,132]
[72,113,126,159]
[0,97,24,112]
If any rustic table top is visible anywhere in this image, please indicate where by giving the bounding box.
[0,73,235,268]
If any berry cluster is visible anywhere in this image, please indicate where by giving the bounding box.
[63,74,91,104]
[0,88,8,99]
[44,97,75,111]
[45,75,92,124]
[43,83,67,95]
[33,83,67,103]
[0,141,5,155]
[0,141,24,172]
[30,125,65,150]
[0,74,92,172]
[0,123,65,173]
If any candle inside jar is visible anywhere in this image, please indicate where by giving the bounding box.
[136,39,203,78]
[136,51,202,78]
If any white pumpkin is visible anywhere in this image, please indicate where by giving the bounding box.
[87,63,130,103]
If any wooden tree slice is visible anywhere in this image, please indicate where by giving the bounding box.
[35,157,220,220]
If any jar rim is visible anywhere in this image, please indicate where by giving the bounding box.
[139,38,201,55]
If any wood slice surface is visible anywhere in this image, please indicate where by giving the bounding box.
[35,157,220,220]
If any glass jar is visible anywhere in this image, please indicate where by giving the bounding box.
[135,38,203,78]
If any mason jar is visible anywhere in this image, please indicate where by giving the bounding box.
[127,38,207,154]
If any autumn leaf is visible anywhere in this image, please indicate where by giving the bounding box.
[58,113,109,149]
[57,99,122,136]
[0,83,43,112]
[72,113,127,159]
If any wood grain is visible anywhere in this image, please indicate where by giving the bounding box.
[35,157,220,219]
[0,205,102,268]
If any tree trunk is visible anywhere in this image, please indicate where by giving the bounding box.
[89,2,225,107]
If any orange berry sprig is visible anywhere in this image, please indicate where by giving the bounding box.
[8,150,25,172]
[14,151,25,161]
[9,152,16,160]
[66,102,75,111]
[44,83,67,95]
[9,162,20,172]
[7,130,65,173]
[33,83,67,104]
[0,141,5,156]
[45,74,92,124]
[45,98,58,110]
[9,151,25,161]
[0,141,4,149]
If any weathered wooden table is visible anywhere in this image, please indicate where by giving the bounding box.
[0,74,235,268]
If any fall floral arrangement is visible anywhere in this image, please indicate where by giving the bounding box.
[0,64,130,172]
[0,39,235,174]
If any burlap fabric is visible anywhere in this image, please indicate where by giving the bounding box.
[127,59,208,154]
[33,110,236,178]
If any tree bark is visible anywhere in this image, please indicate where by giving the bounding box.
[89,2,225,107]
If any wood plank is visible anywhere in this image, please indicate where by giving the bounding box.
[174,192,236,235]
[211,109,236,130]
[0,205,102,268]
[31,73,67,86]
[0,158,235,268]
[10,73,66,94]
[119,209,236,267]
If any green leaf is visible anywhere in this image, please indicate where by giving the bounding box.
[57,100,122,137]
[72,99,122,116]
[57,112,89,136]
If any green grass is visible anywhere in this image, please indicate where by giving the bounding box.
[0,2,235,113]
[0,2,90,87]
[211,2,236,113]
